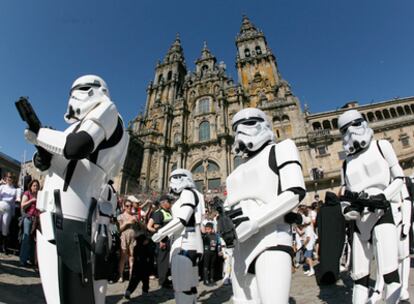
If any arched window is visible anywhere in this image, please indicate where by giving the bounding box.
[201,65,208,76]
[397,106,405,116]
[255,46,262,55]
[167,71,172,80]
[244,48,251,58]
[375,110,383,120]
[332,118,338,129]
[390,108,397,118]
[383,109,390,119]
[367,112,375,122]
[322,120,332,130]
[282,115,290,122]
[199,121,210,141]
[273,116,281,123]
[158,74,163,83]
[192,162,204,174]
[404,105,412,115]
[362,113,367,121]
[198,98,210,114]
[312,122,322,130]
[411,104,414,113]
[207,160,219,172]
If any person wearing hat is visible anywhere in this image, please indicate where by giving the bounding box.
[147,194,173,288]
[117,195,143,282]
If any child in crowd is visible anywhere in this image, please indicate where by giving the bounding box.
[202,222,222,286]
[124,231,153,300]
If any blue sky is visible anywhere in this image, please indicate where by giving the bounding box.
[1,0,414,161]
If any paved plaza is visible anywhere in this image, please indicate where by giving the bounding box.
[0,253,413,304]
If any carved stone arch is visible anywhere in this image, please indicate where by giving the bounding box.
[282,115,290,122]
[322,120,332,130]
[312,122,322,130]
[397,106,405,116]
[375,110,383,120]
[383,109,390,119]
[367,112,375,122]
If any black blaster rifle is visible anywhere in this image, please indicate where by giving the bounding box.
[15,96,42,134]
[340,190,390,213]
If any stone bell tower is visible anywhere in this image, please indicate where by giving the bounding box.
[135,35,188,191]
[235,15,307,140]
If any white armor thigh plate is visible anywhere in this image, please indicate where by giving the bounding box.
[235,199,292,274]
[227,145,278,207]
[345,144,391,241]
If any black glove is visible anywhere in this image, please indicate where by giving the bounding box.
[226,207,249,227]
[33,146,52,171]
[368,193,390,211]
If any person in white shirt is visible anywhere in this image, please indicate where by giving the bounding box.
[0,172,19,253]
[302,217,316,276]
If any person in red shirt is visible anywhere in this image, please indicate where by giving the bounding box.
[19,179,40,266]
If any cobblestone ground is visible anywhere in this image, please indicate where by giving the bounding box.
[1,253,413,304]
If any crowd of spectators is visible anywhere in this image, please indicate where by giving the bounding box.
[292,194,323,277]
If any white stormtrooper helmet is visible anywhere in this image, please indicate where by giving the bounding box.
[65,75,110,123]
[338,109,373,155]
[231,108,275,156]
[169,168,195,194]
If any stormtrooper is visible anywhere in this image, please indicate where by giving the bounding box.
[368,183,412,304]
[338,109,404,304]
[152,169,205,304]
[23,75,129,304]
[225,108,306,304]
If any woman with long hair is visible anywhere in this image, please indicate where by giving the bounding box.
[19,179,40,266]
[117,196,142,282]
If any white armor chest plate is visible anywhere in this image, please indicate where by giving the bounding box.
[226,144,292,272]
[227,145,278,206]
[37,118,128,221]
[170,192,203,255]
[345,142,390,195]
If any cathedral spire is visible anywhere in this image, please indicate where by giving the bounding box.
[237,15,264,43]
[196,41,216,63]
[163,34,185,64]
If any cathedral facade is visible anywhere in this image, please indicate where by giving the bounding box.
[127,16,414,202]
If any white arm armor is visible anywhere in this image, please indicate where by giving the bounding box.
[34,101,116,156]
[400,185,412,236]
[152,218,184,243]
[381,139,405,201]
[86,101,117,139]
[236,192,299,242]
[36,128,67,155]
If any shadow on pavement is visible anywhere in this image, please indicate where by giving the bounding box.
[106,287,175,304]
[198,284,232,303]
[0,281,45,304]
[0,258,39,279]
[317,271,353,304]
